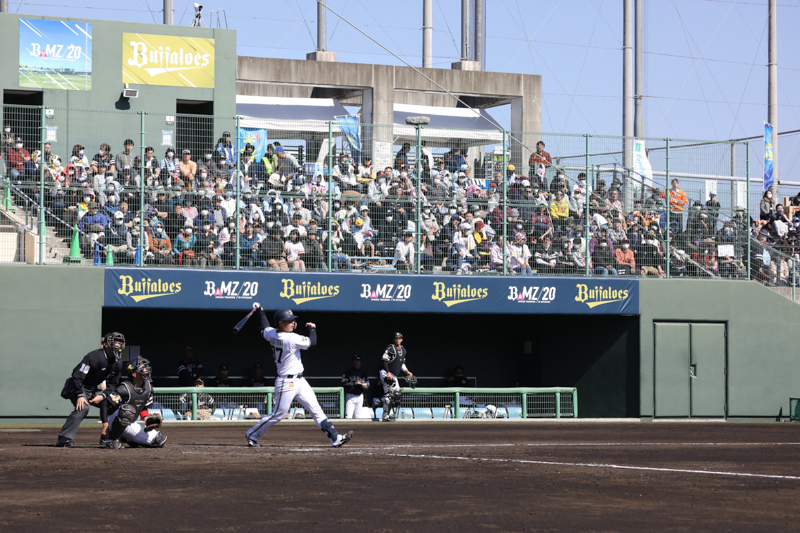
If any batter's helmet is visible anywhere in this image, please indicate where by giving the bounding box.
[394,332,403,339]
[127,357,152,381]
[103,332,126,357]
[274,309,299,324]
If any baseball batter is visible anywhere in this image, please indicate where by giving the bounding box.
[379,332,415,421]
[245,306,354,448]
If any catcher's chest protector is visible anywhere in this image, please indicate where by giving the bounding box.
[121,381,152,416]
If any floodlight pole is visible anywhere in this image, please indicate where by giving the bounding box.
[163,0,173,25]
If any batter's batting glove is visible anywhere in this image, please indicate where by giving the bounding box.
[306,322,316,330]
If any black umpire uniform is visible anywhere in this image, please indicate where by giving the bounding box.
[56,332,125,447]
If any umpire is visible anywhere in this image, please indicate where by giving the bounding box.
[55,332,125,447]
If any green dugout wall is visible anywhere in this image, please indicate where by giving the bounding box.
[1,265,799,420]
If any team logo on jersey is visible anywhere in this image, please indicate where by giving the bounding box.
[507,286,557,303]
[203,280,259,300]
[117,275,181,302]
[575,284,630,308]
[109,393,121,403]
[431,282,488,307]
[360,283,412,302]
[279,279,340,305]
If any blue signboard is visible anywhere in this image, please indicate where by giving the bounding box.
[104,269,639,315]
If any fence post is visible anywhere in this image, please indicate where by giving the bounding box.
[521,392,527,419]
[235,116,241,270]
[339,387,345,419]
[327,121,333,271]
[573,389,578,417]
[454,391,460,419]
[502,130,508,275]
[555,391,561,418]
[38,105,46,265]
[585,134,591,277]
[138,111,146,267]
[415,123,422,274]
[746,141,751,280]
[267,391,273,412]
[191,392,198,421]
[665,138,671,279]
[793,258,796,302]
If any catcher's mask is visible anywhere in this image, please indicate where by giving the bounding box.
[127,357,152,382]
[103,332,126,358]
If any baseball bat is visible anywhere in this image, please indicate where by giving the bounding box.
[233,302,261,334]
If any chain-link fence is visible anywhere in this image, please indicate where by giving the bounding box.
[5,103,800,297]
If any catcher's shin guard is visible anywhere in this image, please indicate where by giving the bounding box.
[108,404,137,441]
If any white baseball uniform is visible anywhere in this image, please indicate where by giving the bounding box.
[246,326,338,444]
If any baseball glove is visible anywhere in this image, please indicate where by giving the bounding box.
[144,415,162,432]
[404,375,418,389]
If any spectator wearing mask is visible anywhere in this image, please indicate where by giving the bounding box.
[160,147,179,183]
[178,150,197,188]
[325,222,353,271]
[510,232,534,274]
[149,221,173,264]
[240,224,264,268]
[451,222,477,271]
[534,235,559,274]
[592,238,617,276]
[614,239,636,275]
[662,178,688,229]
[303,230,326,271]
[549,190,570,226]
[175,224,198,266]
[285,229,306,271]
[706,192,721,220]
[570,237,591,272]
[196,221,222,268]
[216,131,236,173]
[126,216,149,263]
[165,203,188,242]
[637,233,666,277]
[68,144,90,169]
[760,190,777,222]
[393,231,415,272]
[8,137,31,179]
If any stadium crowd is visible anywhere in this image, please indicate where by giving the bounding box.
[1,124,795,283]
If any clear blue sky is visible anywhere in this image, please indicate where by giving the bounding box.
[8,0,800,181]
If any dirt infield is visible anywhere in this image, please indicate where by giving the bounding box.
[1,421,799,532]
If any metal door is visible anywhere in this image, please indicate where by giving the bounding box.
[654,322,690,417]
[690,323,727,417]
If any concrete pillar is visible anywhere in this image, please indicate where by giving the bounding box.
[361,65,395,170]
[509,75,543,172]
[475,0,484,70]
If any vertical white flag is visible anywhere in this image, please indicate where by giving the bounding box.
[632,140,654,188]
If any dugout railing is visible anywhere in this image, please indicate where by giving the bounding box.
[152,386,578,420]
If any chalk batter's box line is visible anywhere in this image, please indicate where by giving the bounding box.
[176,441,800,450]
[347,451,800,482]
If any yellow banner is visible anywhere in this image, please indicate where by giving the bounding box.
[122,33,214,88]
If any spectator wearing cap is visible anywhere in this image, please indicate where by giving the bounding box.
[216,131,236,170]
[302,229,326,270]
[275,146,301,179]
[342,355,370,419]
[178,150,197,187]
[211,365,232,387]
[351,218,375,260]
[451,222,477,271]
[446,148,467,173]
[68,144,89,169]
[78,200,108,249]
[105,211,129,260]
[209,195,228,229]
[608,217,627,245]
[177,347,203,387]
[284,212,308,238]
[528,140,552,176]
[534,234,560,274]
[246,363,269,388]
[705,192,721,220]
[175,222,198,266]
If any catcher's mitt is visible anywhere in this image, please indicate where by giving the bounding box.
[404,375,418,389]
[144,415,162,432]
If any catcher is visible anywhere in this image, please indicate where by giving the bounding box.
[379,332,417,421]
[92,357,167,449]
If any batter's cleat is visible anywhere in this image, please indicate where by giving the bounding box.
[152,433,168,448]
[55,439,74,448]
[105,439,123,450]
[246,437,260,448]
[332,431,354,448]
